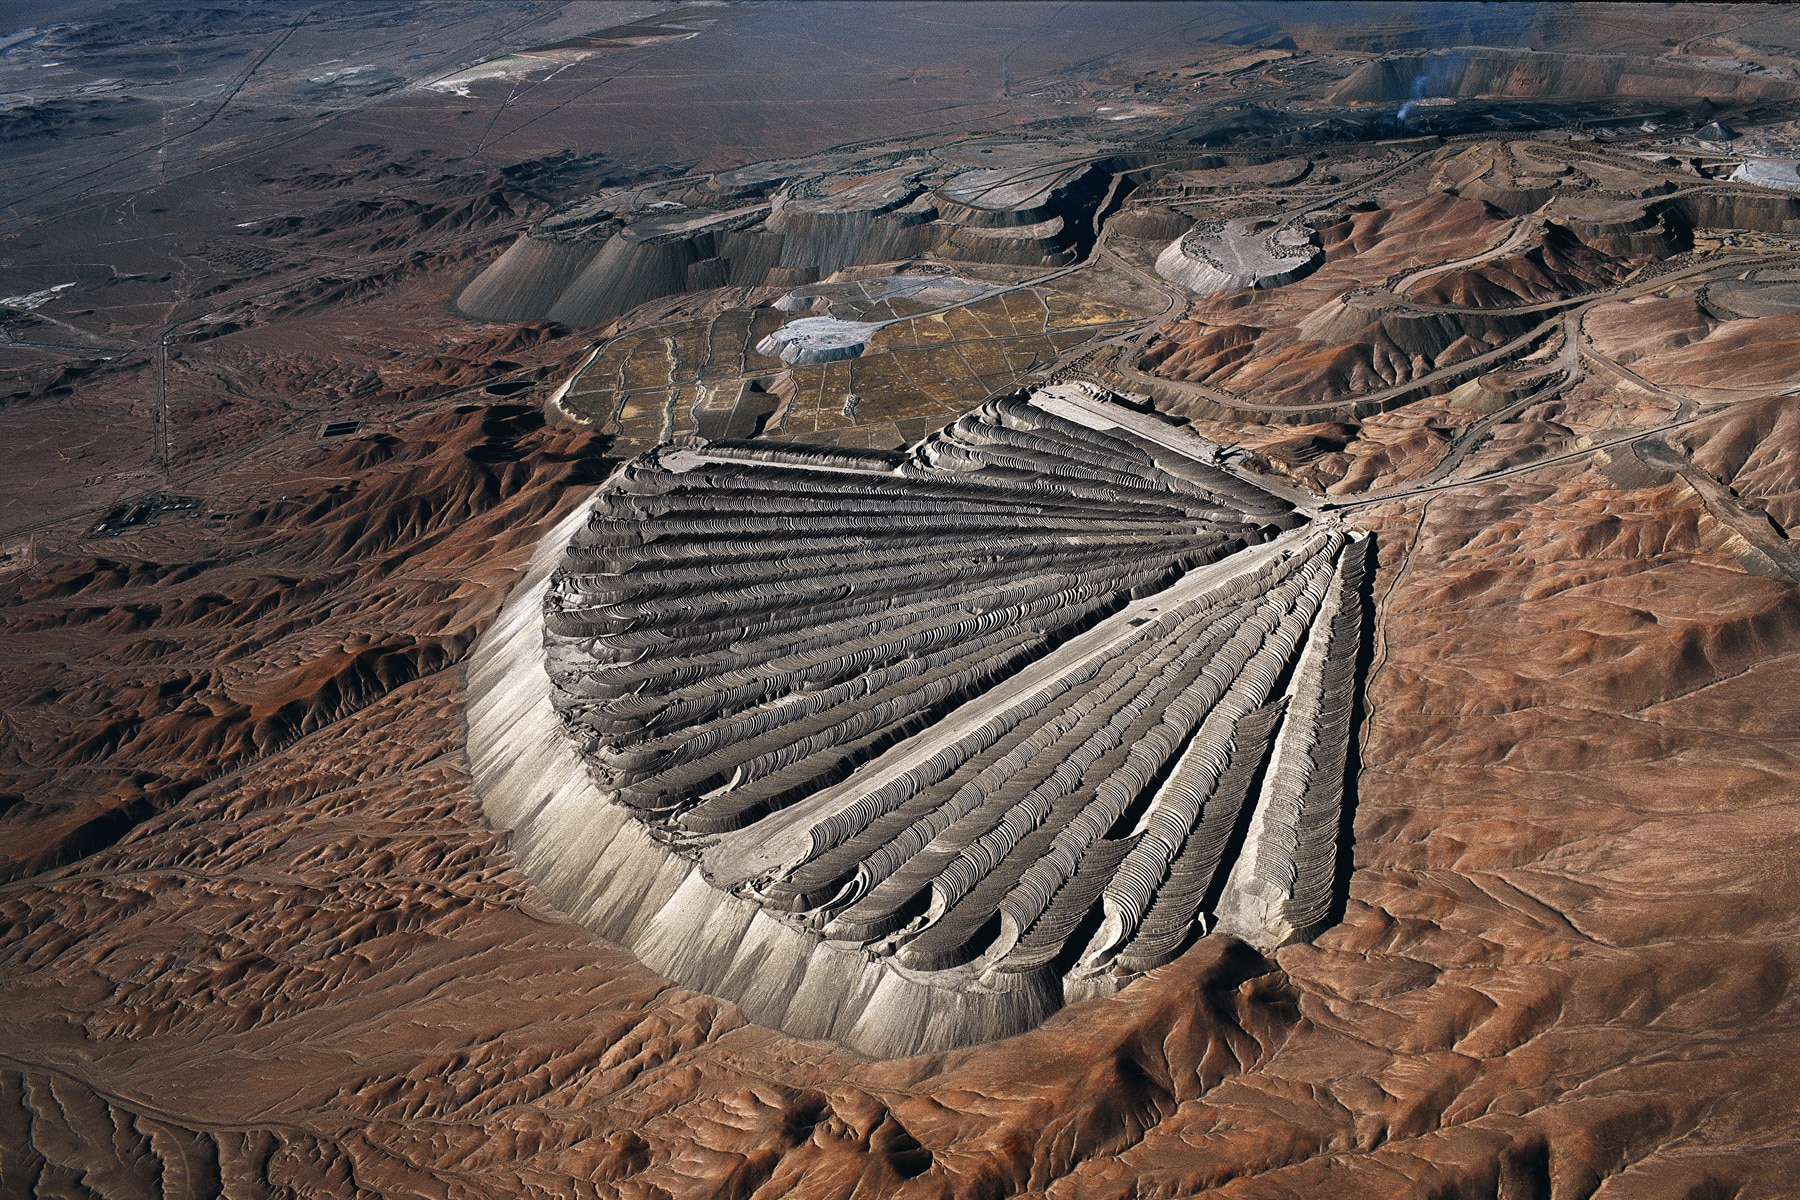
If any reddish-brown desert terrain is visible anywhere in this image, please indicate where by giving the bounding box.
[4,4,1800,1197]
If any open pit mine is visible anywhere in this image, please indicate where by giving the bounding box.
[8,4,1800,1198]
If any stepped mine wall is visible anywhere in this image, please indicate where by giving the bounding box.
[458,149,1317,327]
[1328,49,1800,105]
[767,200,942,276]
[462,197,1070,326]
[1550,206,1691,258]
[933,161,1113,230]
[1665,189,1800,233]
[944,217,1079,266]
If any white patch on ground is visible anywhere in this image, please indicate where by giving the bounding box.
[425,54,563,96]
[308,65,376,86]
[1097,103,1170,121]
[773,274,990,317]
[0,282,75,310]
[1731,159,1800,192]
[754,316,878,365]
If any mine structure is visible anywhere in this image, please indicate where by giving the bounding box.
[470,384,1369,1057]
[15,8,1800,1191]
[460,114,1800,1060]
[455,136,1217,327]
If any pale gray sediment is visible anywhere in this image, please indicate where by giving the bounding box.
[1155,216,1324,295]
[467,385,1370,1057]
[1213,536,1368,951]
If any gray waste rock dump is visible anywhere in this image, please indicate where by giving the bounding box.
[468,385,1370,1058]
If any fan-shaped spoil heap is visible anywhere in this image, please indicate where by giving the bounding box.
[470,386,1369,1058]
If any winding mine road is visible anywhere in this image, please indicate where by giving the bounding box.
[1100,250,1785,418]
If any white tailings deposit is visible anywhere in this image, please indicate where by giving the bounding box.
[0,281,75,310]
[1730,159,1800,192]
[466,384,1368,1057]
[1155,217,1324,295]
[753,316,881,365]
[774,274,991,318]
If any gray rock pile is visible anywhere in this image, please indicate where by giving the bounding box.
[470,386,1369,1057]
[1155,216,1324,295]
[456,138,1198,327]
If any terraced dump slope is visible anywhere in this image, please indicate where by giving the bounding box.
[469,386,1370,1057]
